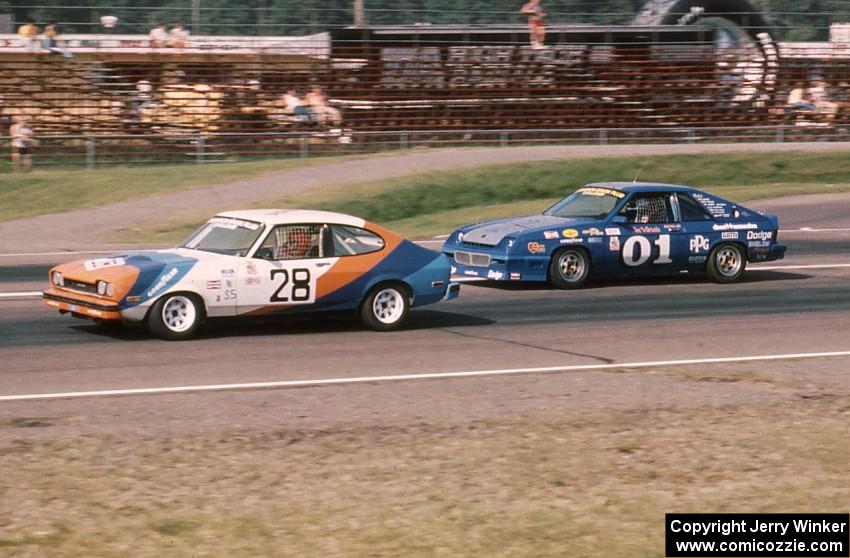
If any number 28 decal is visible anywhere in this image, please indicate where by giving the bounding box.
[269,268,315,303]
[622,235,673,267]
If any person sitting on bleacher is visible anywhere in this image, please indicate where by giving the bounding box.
[18,20,40,51]
[808,79,839,122]
[282,90,316,123]
[169,22,190,49]
[786,83,816,114]
[149,22,169,48]
[305,86,342,126]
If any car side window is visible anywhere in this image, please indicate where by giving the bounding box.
[619,193,674,223]
[677,194,713,221]
[256,224,323,260]
[330,225,385,257]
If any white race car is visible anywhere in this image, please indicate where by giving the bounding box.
[44,209,459,339]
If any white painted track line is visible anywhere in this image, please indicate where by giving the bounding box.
[2,350,850,403]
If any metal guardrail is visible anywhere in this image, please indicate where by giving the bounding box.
[2,124,848,170]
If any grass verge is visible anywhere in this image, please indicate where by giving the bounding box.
[1,396,848,557]
[119,150,850,243]
[0,156,339,222]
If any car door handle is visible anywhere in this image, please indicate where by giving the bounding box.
[316,262,331,268]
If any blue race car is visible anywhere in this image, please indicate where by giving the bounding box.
[442,183,786,288]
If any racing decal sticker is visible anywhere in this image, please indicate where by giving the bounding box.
[246,262,258,275]
[609,237,620,251]
[145,267,181,299]
[543,231,560,240]
[663,223,683,232]
[722,232,739,240]
[487,270,505,280]
[562,229,579,239]
[605,227,621,236]
[688,235,710,254]
[747,230,773,248]
[631,225,662,234]
[689,255,707,264]
[713,223,758,231]
[206,280,222,290]
[245,277,262,286]
[84,257,126,271]
[528,242,546,254]
[510,272,522,280]
[587,237,603,244]
[578,187,626,199]
[560,238,584,244]
[691,192,732,218]
[582,227,603,236]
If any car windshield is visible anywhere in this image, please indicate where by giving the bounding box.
[179,217,264,256]
[544,187,627,219]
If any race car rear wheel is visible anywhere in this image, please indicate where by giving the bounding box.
[549,248,590,289]
[706,243,747,283]
[361,283,410,331]
[148,293,205,340]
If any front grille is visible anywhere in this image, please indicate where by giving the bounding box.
[454,251,491,267]
[63,279,98,295]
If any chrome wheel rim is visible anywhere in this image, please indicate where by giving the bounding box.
[716,246,743,277]
[161,295,196,333]
[372,289,404,324]
[558,252,586,283]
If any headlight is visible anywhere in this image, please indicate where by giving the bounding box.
[52,272,64,286]
[96,280,112,296]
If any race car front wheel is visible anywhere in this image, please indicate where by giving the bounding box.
[148,293,205,340]
[361,283,410,331]
[549,248,590,289]
[706,243,747,283]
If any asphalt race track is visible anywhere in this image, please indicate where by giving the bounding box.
[1,195,850,438]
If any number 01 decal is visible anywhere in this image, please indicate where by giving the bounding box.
[622,235,673,267]
[270,268,315,304]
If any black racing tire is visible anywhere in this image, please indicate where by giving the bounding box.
[360,283,410,331]
[147,293,205,340]
[706,243,747,283]
[548,247,591,289]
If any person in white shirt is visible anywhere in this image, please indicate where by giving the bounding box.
[169,21,190,49]
[149,22,169,48]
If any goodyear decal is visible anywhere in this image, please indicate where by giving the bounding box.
[119,252,198,307]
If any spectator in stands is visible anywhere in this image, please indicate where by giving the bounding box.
[282,89,315,122]
[10,117,35,173]
[43,21,73,59]
[169,21,190,49]
[149,22,169,48]
[305,86,341,125]
[808,78,839,122]
[520,0,546,49]
[785,82,816,113]
[18,20,40,51]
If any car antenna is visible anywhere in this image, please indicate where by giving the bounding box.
[633,159,650,183]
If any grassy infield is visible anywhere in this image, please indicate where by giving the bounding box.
[3,151,850,239]
[2,150,850,556]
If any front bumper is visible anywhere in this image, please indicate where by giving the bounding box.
[43,290,122,321]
